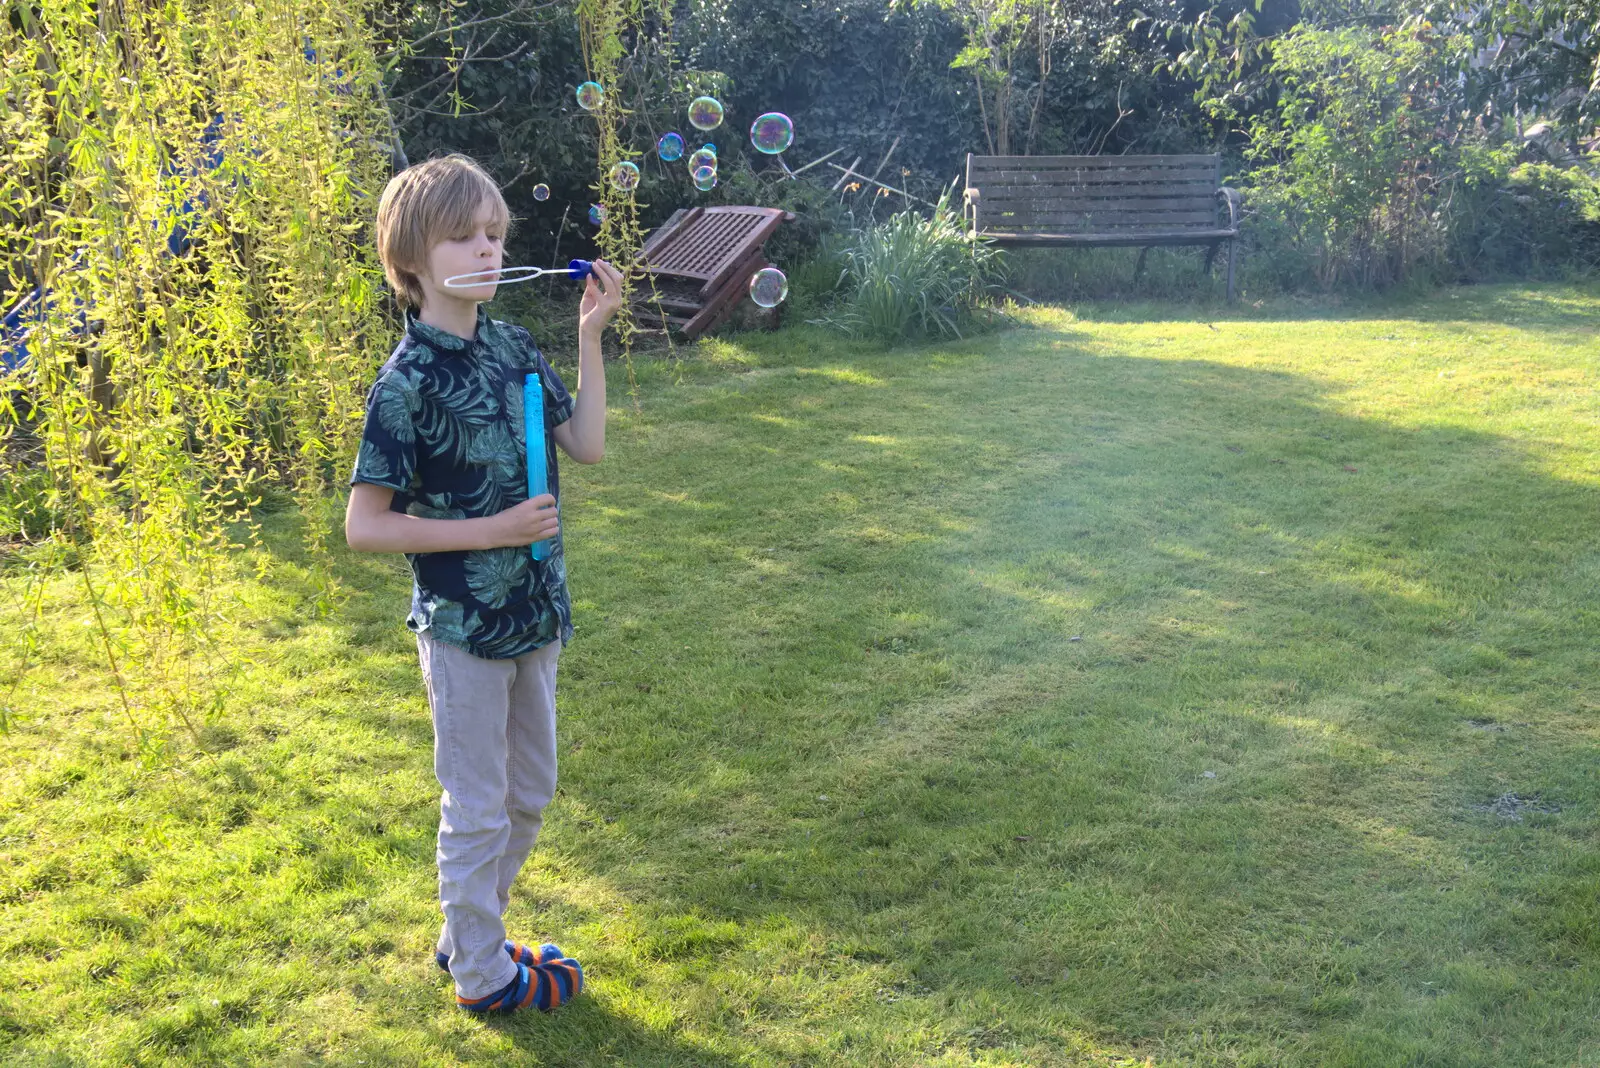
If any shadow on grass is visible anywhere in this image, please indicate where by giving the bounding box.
[237,304,1600,1063]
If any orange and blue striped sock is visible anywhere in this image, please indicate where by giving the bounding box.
[455,956,584,1015]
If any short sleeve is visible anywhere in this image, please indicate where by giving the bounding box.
[350,373,419,491]
[535,351,574,428]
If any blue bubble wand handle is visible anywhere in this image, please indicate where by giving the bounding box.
[524,373,553,561]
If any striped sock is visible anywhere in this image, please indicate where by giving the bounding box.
[456,956,584,1014]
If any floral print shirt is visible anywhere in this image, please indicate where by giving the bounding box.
[351,307,575,658]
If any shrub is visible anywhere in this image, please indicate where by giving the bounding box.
[816,187,1007,342]
[1447,160,1600,280]
[1239,21,1500,291]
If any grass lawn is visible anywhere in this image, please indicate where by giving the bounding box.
[4,282,1600,1066]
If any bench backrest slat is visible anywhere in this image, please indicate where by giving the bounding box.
[970,153,1220,169]
[967,154,1225,235]
[978,194,1217,213]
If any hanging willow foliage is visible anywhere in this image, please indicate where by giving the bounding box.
[1,0,394,747]
[575,0,677,386]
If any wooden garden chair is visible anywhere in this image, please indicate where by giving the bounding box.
[632,205,793,338]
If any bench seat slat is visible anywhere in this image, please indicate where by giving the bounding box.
[991,209,1221,227]
[979,229,1237,247]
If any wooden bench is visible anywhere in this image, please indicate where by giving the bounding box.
[632,206,793,339]
[963,154,1243,301]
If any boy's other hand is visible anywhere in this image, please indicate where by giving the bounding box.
[579,259,625,335]
[492,494,560,547]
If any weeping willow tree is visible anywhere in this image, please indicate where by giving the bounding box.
[1,0,394,748]
[576,0,675,382]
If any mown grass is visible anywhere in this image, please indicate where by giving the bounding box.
[3,281,1600,1066]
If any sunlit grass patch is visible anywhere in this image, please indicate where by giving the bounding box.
[4,282,1600,1065]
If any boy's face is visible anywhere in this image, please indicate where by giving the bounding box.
[417,199,505,310]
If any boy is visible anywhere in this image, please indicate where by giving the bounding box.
[346,154,624,1015]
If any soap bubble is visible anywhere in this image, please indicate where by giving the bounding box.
[532,183,550,202]
[748,267,788,308]
[749,112,794,154]
[576,81,604,110]
[702,143,717,155]
[657,132,685,161]
[688,147,717,172]
[588,203,607,225]
[692,163,716,183]
[688,95,724,131]
[693,169,718,192]
[610,161,640,191]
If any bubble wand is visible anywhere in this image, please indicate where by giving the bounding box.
[448,259,613,560]
[442,262,593,559]
[523,372,553,561]
[443,260,596,288]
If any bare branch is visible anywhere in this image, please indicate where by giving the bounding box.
[406,44,530,64]
[376,4,561,57]
[404,95,509,120]
[500,161,534,190]
[386,68,457,106]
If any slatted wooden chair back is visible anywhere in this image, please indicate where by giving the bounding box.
[639,206,788,298]
[965,154,1227,242]
[632,205,791,338]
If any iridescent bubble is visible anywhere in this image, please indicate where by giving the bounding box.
[657,132,685,161]
[749,112,794,154]
[693,169,718,192]
[688,147,717,172]
[748,267,788,308]
[588,203,608,226]
[687,95,724,131]
[532,183,550,202]
[692,162,717,183]
[702,143,717,155]
[575,81,604,111]
[610,161,640,191]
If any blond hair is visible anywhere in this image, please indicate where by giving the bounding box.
[375,155,512,310]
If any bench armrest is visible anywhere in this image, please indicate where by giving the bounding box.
[963,186,981,234]
[1217,186,1243,232]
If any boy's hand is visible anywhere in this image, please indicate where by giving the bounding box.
[491,494,560,547]
[579,259,625,335]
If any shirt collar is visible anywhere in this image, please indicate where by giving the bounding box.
[404,306,491,354]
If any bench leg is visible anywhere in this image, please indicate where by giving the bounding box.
[1134,246,1151,283]
[1203,240,1220,274]
[1226,237,1238,303]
